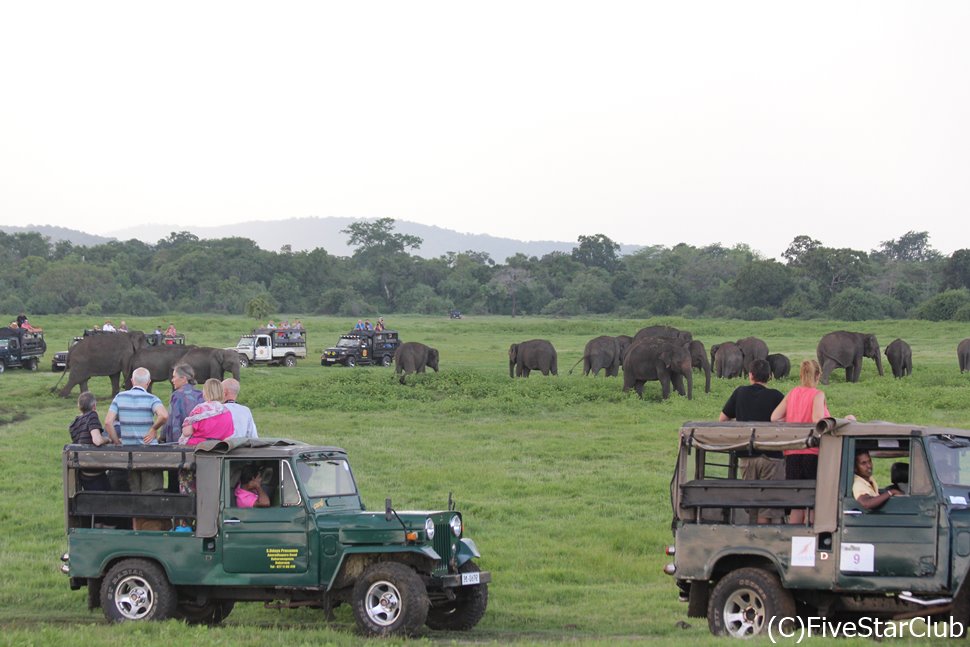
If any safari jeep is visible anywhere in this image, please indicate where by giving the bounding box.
[232,328,307,368]
[0,326,46,373]
[667,418,970,638]
[61,439,490,636]
[321,330,400,368]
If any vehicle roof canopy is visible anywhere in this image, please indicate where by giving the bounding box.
[679,418,970,453]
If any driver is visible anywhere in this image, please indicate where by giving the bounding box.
[852,451,902,510]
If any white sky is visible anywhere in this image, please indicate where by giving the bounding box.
[2,1,968,258]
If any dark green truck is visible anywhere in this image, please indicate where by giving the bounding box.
[668,418,970,638]
[61,439,489,636]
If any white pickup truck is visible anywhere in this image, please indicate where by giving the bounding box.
[231,328,306,367]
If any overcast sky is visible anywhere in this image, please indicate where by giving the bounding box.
[2,1,968,258]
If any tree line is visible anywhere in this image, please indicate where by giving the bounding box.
[3,220,970,321]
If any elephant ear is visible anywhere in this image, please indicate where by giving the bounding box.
[509,344,518,360]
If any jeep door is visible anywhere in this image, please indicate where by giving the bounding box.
[220,459,314,582]
[254,335,272,362]
[837,437,946,589]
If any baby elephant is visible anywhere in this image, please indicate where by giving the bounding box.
[885,338,912,378]
[394,342,439,385]
[509,339,558,378]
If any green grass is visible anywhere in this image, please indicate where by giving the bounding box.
[2,314,969,645]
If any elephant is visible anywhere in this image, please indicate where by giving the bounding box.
[394,342,440,384]
[181,347,242,384]
[960,339,970,373]
[711,342,744,379]
[687,340,711,393]
[884,339,912,378]
[633,325,692,347]
[767,353,791,380]
[58,331,149,397]
[817,331,883,384]
[622,338,693,400]
[126,344,194,391]
[736,337,769,373]
[509,339,558,378]
[568,335,624,377]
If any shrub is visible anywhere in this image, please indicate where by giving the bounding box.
[915,289,970,321]
[741,306,774,321]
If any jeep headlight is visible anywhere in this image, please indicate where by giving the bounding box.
[450,514,462,537]
[424,518,435,540]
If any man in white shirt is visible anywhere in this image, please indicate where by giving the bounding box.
[221,378,258,439]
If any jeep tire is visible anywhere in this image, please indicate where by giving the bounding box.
[381,355,392,367]
[24,357,38,371]
[708,567,794,638]
[425,561,488,631]
[238,355,250,368]
[100,558,177,623]
[352,562,429,636]
[346,356,356,368]
[283,354,296,367]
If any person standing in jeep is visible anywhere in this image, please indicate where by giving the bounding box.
[718,358,784,523]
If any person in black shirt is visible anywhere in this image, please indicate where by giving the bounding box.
[719,358,785,523]
[68,392,115,492]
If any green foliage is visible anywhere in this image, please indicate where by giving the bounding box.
[915,289,970,321]
[245,294,275,321]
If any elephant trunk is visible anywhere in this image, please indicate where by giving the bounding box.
[701,356,711,394]
[686,367,693,401]
[874,348,883,376]
[509,359,515,378]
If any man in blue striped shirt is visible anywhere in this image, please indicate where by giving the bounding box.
[103,367,169,494]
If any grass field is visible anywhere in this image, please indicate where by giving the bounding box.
[2,314,970,646]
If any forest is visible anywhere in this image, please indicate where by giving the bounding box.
[3,219,970,322]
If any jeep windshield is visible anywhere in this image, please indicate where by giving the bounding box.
[295,455,359,507]
[236,336,256,348]
[928,436,970,500]
[336,337,362,348]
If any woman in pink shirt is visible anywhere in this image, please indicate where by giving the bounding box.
[771,359,829,525]
[179,379,234,446]
[234,464,270,508]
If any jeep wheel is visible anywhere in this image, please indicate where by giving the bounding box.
[708,567,794,638]
[352,562,429,637]
[100,559,177,622]
[381,355,392,368]
[426,562,488,631]
[24,358,38,371]
[0,363,5,374]
[238,355,250,368]
[283,355,297,367]
[346,356,356,368]
[176,600,234,625]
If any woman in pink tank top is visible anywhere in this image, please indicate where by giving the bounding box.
[771,359,829,525]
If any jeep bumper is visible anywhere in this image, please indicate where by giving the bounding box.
[433,570,492,588]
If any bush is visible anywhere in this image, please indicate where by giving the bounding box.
[828,287,892,321]
[954,304,970,322]
[915,289,970,321]
[741,306,774,321]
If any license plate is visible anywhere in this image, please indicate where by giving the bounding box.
[461,572,480,585]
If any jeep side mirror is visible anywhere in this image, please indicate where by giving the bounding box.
[385,498,393,521]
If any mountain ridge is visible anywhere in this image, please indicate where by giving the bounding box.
[5,217,642,261]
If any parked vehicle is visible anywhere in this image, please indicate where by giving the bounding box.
[232,328,306,368]
[60,439,490,635]
[667,418,970,638]
[0,327,47,373]
[321,330,400,368]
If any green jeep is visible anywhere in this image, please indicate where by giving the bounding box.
[667,418,970,638]
[61,439,490,636]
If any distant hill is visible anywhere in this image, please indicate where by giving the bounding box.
[0,225,113,247]
[107,217,642,261]
[4,218,641,261]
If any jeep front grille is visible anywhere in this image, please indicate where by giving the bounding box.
[432,522,453,575]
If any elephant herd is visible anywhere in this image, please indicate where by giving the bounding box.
[55,325,970,400]
[510,326,963,401]
[55,331,241,398]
